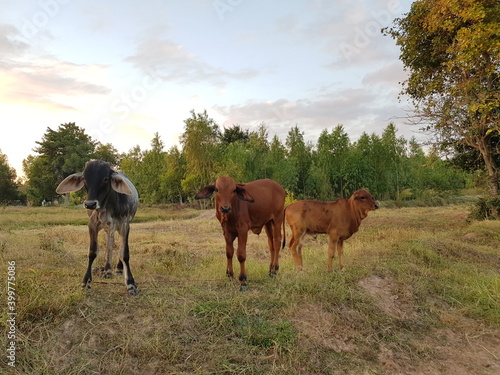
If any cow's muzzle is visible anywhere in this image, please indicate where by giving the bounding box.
[220,206,231,214]
[84,200,100,210]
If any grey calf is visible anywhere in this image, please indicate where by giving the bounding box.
[56,160,139,295]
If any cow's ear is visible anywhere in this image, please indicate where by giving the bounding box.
[236,185,255,203]
[110,173,133,195]
[195,185,216,199]
[56,173,85,194]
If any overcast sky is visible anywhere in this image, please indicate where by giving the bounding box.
[1,0,419,178]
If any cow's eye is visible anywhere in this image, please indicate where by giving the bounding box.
[360,196,366,200]
[103,177,109,183]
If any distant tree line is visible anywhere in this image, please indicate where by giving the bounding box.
[0,111,483,206]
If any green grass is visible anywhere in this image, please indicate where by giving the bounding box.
[0,204,499,374]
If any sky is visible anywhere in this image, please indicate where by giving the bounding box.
[1,0,419,179]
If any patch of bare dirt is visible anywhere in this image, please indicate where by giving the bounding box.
[413,326,500,375]
[358,275,500,375]
[292,275,500,374]
[358,275,417,320]
[293,303,358,354]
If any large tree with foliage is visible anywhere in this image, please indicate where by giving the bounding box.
[33,123,96,182]
[24,123,119,205]
[25,123,96,204]
[385,0,499,196]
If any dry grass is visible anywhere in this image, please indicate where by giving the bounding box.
[0,204,499,374]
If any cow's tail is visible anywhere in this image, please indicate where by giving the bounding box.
[282,205,287,249]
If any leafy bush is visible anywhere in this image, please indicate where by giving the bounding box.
[469,197,500,220]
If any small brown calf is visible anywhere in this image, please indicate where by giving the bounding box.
[284,189,378,271]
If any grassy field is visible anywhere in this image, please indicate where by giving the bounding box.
[0,203,499,374]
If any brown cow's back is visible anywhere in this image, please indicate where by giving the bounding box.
[285,198,350,236]
[243,179,285,226]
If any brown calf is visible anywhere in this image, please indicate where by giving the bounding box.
[196,177,286,290]
[284,189,378,271]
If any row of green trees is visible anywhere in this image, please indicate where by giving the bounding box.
[1,112,476,206]
[122,111,469,204]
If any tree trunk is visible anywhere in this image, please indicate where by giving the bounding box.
[476,136,499,197]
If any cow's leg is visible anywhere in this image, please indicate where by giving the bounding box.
[327,235,339,272]
[102,228,114,278]
[118,223,138,295]
[266,221,282,277]
[115,259,123,275]
[288,228,305,271]
[236,232,248,291]
[265,222,277,277]
[296,238,304,270]
[272,219,283,275]
[337,239,345,270]
[225,233,236,280]
[83,218,99,291]
[109,223,123,275]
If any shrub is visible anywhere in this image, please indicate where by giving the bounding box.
[469,197,500,220]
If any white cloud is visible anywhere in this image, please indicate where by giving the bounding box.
[124,37,259,88]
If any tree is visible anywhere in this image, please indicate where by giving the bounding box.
[350,132,378,193]
[120,145,143,190]
[380,124,409,199]
[221,125,249,145]
[315,125,350,197]
[23,155,53,205]
[139,133,168,204]
[161,146,186,203]
[25,123,97,205]
[33,122,95,182]
[180,110,221,196]
[285,125,312,198]
[246,124,271,181]
[0,151,22,204]
[93,143,120,165]
[268,135,297,193]
[385,0,500,196]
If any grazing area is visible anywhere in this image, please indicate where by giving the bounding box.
[0,204,499,374]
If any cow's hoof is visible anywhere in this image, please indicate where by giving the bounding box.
[239,285,248,292]
[93,267,112,278]
[269,272,277,279]
[81,284,91,293]
[128,285,139,296]
[115,271,123,276]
